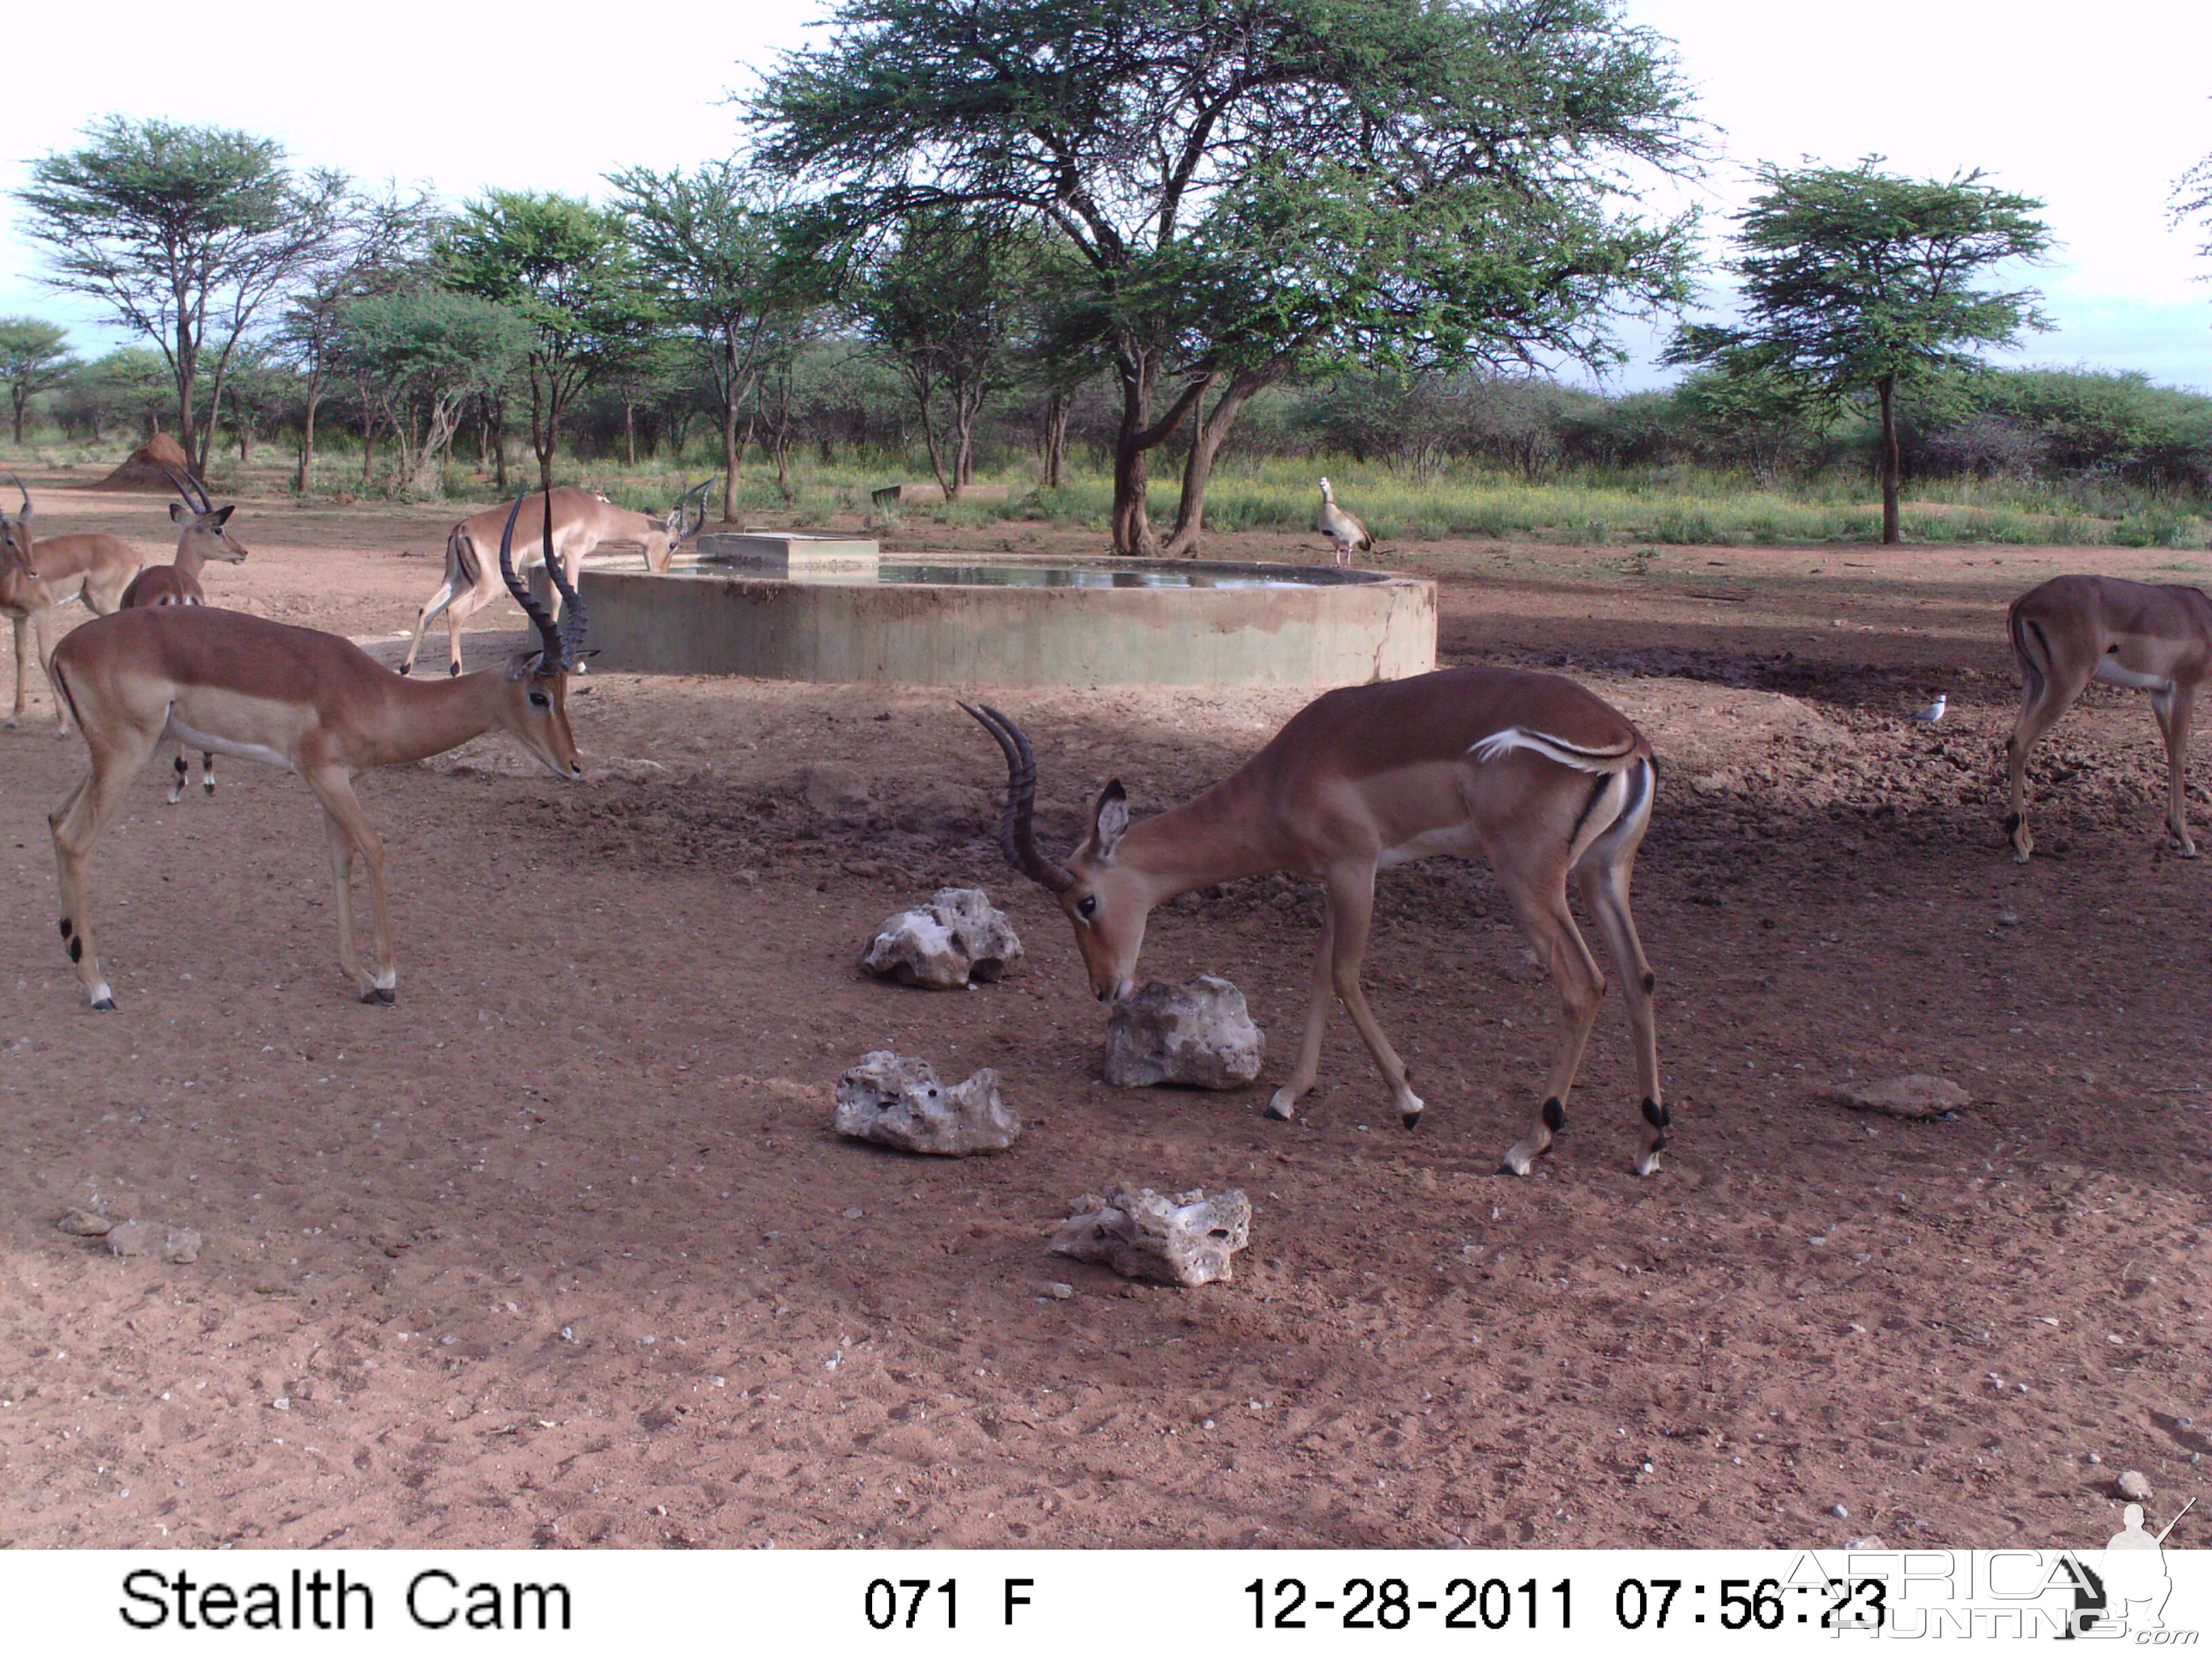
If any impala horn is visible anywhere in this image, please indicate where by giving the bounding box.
[960,703,1076,894]
[7,472,30,518]
[495,493,566,674]
[157,462,213,516]
[678,476,713,544]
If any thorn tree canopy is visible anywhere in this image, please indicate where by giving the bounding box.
[607,163,819,523]
[1665,157,2053,546]
[14,116,350,474]
[441,190,662,495]
[0,319,81,446]
[752,0,1705,554]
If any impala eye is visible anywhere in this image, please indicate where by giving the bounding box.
[1076,895,1097,920]
[529,691,551,708]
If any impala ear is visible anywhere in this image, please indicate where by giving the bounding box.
[169,502,189,523]
[211,505,236,525]
[1090,779,1130,858]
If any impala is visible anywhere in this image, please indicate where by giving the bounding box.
[49,494,588,1010]
[965,667,1668,1176]
[401,478,712,676]
[119,466,253,800]
[1,474,145,730]
[2006,573,2212,861]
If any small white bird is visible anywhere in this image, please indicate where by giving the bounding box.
[1909,693,1948,724]
[1315,476,1373,567]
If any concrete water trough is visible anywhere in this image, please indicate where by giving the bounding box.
[532,543,1435,688]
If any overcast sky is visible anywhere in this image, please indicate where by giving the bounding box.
[1,0,2207,392]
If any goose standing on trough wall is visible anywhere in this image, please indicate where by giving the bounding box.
[1315,476,1373,567]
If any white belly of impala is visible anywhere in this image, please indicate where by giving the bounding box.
[164,714,293,772]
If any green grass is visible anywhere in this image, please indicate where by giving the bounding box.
[10,432,2207,550]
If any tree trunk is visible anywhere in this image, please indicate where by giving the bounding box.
[175,312,199,473]
[1877,373,1902,546]
[9,392,25,446]
[721,397,741,523]
[296,380,324,493]
[1041,392,1069,490]
[623,397,637,467]
[1107,343,1214,556]
[1162,368,1279,557]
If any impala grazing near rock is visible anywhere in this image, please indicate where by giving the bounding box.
[966,665,1668,1177]
[48,495,589,1011]
[401,479,711,676]
[2005,574,2212,861]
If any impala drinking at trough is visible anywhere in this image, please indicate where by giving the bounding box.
[401,479,711,676]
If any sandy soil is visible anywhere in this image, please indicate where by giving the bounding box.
[0,479,2207,1551]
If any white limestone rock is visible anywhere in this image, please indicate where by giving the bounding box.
[860,888,1024,989]
[1103,976,1263,1089]
[833,1050,1021,1155]
[1049,1182,1252,1287]
[1828,1074,1971,1120]
[104,1220,202,1263]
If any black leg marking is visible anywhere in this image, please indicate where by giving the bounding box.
[1641,1096,1671,1130]
[58,918,71,939]
[1641,970,1655,994]
[398,662,411,676]
[2003,812,2021,834]
[1542,1097,1567,1132]
[68,937,83,962]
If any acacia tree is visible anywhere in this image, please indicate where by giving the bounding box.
[606,163,813,520]
[333,290,531,495]
[441,190,659,493]
[852,208,1034,499]
[276,185,437,491]
[0,319,81,444]
[1666,158,2053,544]
[14,117,349,473]
[754,0,1702,554]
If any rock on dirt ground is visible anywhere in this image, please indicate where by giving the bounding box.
[0,484,2205,1549]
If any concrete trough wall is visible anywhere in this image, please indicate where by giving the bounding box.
[539,560,1435,687]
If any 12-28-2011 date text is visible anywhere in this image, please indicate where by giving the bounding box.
[1246,1576,1571,1631]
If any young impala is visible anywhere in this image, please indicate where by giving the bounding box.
[49,494,588,1010]
[965,665,1668,1176]
[118,465,253,801]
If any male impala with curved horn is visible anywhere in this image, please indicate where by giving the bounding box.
[48,495,588,1010]
[401,478,712,676]
[965,667,1668,1176]
[2005,574,2212,862]
[1,474,144,730]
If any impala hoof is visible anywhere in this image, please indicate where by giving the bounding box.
[91,997,117,1012]
[361,986,396,1005]
[1263,1088,1299,1122]
[1632,1149,1664,1177]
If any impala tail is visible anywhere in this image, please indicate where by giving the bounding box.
[1469,726,1643,772]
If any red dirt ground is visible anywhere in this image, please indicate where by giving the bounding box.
[0,481,2205,1551]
